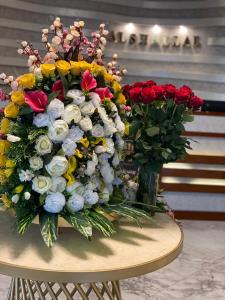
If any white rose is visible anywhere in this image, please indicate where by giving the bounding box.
[105,138,115,156]
[98,153,110,165]
[97,107,109,124]
[33,113,50,128]
[104,121,117,136]
[95,145,107,154]
[100,163,114,184]
[83,190,99,206]
[44,192,66,213]
[7,134,21,142]
[91,124,104,138]
[85,160,96,176]
[68,126,84,142]
[29,156,43,171]
[12,194,20,204]
[50,176,67,193]
[32,176,52,194]
[115,115,125,133]
[35,135,53,155]
[79,116,92,131]
[47,98,64,119]
[90,92,101,108]
[46,156,68,177]
[48,120,69,142]
[62,138,77,156]
[66,89,85,105]
[62,104,81,124]
[66,193,84,213]
[112,152,120,167]
[80,101,95,116]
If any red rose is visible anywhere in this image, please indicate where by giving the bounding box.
[141,87,157,103]
[52,80,64,101]
[152,85,165,98]
[81,70,97,92]
[123,84,132,98]
[164,84,177,98]
[129,87,142,102]
[145,80,156,86]
[134,82,146,88]
[24,90,48,112]
[189,95,204,110]
[175,85,193,104]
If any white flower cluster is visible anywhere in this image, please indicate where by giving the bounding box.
[16,89,126,214]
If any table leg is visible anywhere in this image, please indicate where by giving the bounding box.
[6,277,122,299]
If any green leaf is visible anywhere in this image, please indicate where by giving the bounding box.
[145,127,160,137]
[87,211,116,237]
[60,76,69,95]
[133,105,143,116]
[47,91,59,103]
[135,129,142,140]
[183,114,194,122]
[19,106,33,115]
[62,213,92,239]
[17,211,37,235]
[39,211,58,247]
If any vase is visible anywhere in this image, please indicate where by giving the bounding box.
[137,165,160,214]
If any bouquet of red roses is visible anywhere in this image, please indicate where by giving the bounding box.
[123,80,204,208]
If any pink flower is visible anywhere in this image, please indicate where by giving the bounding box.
[0,88,5,101]
[25,90,48,112]
[52,80,64,101]
[95,87,113,101]
[81,70,97,92]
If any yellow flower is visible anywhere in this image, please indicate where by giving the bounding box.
[15,185,24,193]
[41,63,56,77]
[55,60,71,76]
[104,72,114,83]
[11,91,25,106]
[0,155,6,167]
[18,73,35,89]
[80,137,89,148]
[4,102,19,118]
[0,118,11,134]
[74,149,83,159]
[91,63,106,76]
[64,156,77,186]
[112,81,122,92]
[0,194,11,208]
[5,159,16,178]
[70,61,82,76]
[117,93,126,105]
[0,140,11,155]
[79,61,92,72]
[92,137,107,146]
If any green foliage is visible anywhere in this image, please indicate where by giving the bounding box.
[128,101,192,172]
[39,211,58,247]
[87,211,116,237]
[62,212,92,239]
[16,211,37,235]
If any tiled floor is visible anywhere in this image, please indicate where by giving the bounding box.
[1,220,225,299]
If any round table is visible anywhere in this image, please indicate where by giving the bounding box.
[0,211,183,299]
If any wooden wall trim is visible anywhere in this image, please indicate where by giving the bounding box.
[162,169,225,179]
[194,111,225,117]
[174,211,225,221]
[178,154,225,164]
[161,183,225,193]
[183,131,225,138]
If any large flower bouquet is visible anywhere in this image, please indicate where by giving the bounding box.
[123,80,204,208]
[0,18,150,247]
